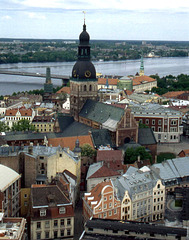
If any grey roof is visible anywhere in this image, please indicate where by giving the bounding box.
[62,121,92,137]
[79,99,124,125]
[113,167,156,201]
[152,157,189,181]
[91,129,113,148]
[57,114,74,132]
[130,102,182,116]
[138,128,157,145]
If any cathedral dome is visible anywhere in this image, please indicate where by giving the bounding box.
[72,60,96,80]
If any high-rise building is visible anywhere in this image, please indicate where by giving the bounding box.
[70,21,98,120]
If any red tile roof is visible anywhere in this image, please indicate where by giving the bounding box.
[48,135,94,151]
[98,78,118,85]
[162,91,185,98]
[56,86,70,95]
[132,75,156,86]
[97,150,123,162]
[5,108,33,116]
[88,165,120,179]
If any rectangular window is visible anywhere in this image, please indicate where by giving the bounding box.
[109,211,112,216]
[67,218,71,225]
[67,229,71,236]
[37,222,41,229]
[54,231,58,238]
[114,209,117,214]
[37,232,41,240]
[61,230,64,237]
[158,127,161,132]
[104,204,107,209]
[54,220,58,227]
[109,202,112,208]
[45,232,49,239]
[104,212,107,218]
[152,119,155,125]
[60,219,64,226]
[59,207,66,214]
[45,221,49,228]
[40,209,46,217]
[158,120,162,125]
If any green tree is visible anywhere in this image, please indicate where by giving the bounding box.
[0,122,10,132]
[11,119,36,132]
[80,144,96,158]
[124,146,152,164]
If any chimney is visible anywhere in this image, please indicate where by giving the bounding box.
[28,142,33,155]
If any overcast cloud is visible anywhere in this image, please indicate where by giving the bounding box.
[0,0,189,40]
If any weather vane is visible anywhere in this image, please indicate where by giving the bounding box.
[82,11,86,23]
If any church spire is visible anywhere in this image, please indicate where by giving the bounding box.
[139,55,144,76]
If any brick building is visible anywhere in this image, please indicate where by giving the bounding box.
[131,103,183,143]
[83,181,121,222]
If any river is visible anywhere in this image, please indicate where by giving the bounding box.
[0,57,189,96]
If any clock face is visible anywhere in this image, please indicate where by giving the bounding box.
[73,70,77,78]
[85,70,91,78]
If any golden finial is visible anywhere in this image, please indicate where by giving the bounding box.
[82,11,86,24]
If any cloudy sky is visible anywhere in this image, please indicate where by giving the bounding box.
[1,0,189,41]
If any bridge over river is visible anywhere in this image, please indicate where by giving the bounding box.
[0,70,70,85]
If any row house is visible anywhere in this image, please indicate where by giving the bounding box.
[0,164,21,217]
[5,107,35,129]
[130,103,183,143]
[30,184,74,240]
[113,166,165,222]
[83,181,121,222]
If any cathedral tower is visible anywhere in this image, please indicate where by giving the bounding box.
[70,20,98,120]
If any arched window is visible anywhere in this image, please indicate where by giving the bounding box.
[84,85,87,91]
[89,85,92,91]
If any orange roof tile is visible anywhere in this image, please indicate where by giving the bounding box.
[132,75,156,86]
[98,78,118,85]
[48,135,94,151]
[90,181,113,203]
[88,165,120,179]
[56,86,70,95]
[162,91,185,98]
[5,108,32,116]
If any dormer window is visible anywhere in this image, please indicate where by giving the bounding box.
[40,209,46,216]
[59,207,66,214]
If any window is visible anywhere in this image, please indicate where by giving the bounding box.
[145,119,149,125]
[36,232,41,240]
[104,204,107,209]
[45,221,49,228]
[67,229,71,236]
[37,222,41,229]
[59,207,66,214]
[139,119,143,124]
[45,232,49,239]
[158,127,162,132]
[40,209,46,216]
[109,202,112,208]
[60,219,64,226]
[54,231,58,238]
[114,209,117,214]
[104,212,107,218]
[152,119,155,125]
[67,218,71,225]
[109,211,112,216]
[151,126,155,131]
[109,195,112,200]
[24,194,28,198]
[61,230,64,237]
[158,120,162,125]
[104,197,107,201]
[54,220,58,227]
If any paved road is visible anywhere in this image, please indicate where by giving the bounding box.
[157,136,189,156]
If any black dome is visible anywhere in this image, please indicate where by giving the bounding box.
[79,24,90,45]
[72,60,96,80]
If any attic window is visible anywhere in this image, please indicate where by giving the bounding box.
[59,207,66,214]
[40,209,46,216]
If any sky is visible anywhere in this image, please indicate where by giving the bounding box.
[0,0,189,41]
